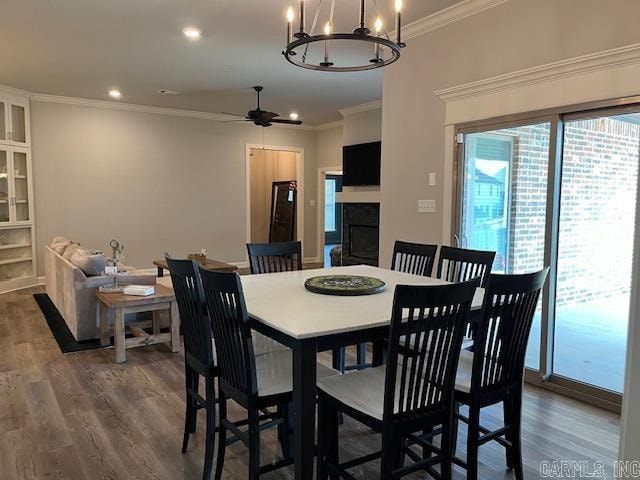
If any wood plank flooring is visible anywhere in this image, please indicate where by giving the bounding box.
[0,287,620,479]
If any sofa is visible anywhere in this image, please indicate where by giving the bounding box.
[43,244,156,341]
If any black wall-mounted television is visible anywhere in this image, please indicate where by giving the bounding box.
[342,141,381,186]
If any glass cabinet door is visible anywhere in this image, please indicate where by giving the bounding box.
[10,102,28,146]
[0,148,10,223]
[11,150,30,222]
[0,99,7,144]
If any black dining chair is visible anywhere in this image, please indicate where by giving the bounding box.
[452,268,549,480]
[436,246,496,288]
[316,278,480,480]
[246,241,302,274]
[391,240,439,277]
[199,269,338,479]
[165,256,217,480]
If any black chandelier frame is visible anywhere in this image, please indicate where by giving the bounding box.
[283,33,402,72]
[282,0,406,73]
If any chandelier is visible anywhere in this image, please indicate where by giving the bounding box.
[283,0,406,72]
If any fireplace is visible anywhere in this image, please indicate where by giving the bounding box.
[342,203,380,266]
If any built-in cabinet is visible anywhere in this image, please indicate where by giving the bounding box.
[0,89,36,293]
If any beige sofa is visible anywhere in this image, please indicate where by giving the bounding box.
[43,245,155,341]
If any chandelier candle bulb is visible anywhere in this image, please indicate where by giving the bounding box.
[374,17,383,58]
[395,0,403,46]
[287,7,294,43]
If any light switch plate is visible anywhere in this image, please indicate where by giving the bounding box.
[418,199,436,213]
[309,199,316,207]
[429,172,436,186]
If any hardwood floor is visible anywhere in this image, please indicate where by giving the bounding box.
[0,287,620,479]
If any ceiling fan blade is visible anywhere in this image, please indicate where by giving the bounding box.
[221,112,248,118]
[270,119,303,125]
[219,119,251,123]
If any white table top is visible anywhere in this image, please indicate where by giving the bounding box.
[241,265,485,340]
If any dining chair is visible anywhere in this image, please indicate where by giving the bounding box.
[452,268,549,480]
[246,241,302,274]
[391,240,438,277]
[436,246,496,288]
[316,278,480,480]
[199,268,339,479]
[165,256,218,480]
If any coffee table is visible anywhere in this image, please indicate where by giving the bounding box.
[96,284,180,363]
[153,257,237,277]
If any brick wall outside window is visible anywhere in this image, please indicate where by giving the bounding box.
[498,119,639,306]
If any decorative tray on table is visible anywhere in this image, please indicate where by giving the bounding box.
[304,275,386,296]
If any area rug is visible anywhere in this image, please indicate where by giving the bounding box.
[33,293,106,353]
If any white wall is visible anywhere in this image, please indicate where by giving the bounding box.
[31,101,318,272]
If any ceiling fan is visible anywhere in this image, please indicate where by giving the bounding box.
[221,86,302,127]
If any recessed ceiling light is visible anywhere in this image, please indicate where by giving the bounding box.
[289,112,299,120]
[108,89,122,99]
[182,27,202,40]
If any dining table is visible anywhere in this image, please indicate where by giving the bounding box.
[240,264,485,479]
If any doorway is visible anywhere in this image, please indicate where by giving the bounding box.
[324,173,343,266]
[455,104,640,405]
[246,146,303,246]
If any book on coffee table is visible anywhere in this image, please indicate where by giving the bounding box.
[122,285,155,296]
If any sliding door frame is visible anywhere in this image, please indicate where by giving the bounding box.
[452,94,640,413]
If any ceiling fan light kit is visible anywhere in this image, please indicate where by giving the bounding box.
[283,0,406,72]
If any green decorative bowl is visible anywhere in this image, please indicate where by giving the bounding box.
[304,275,386,296]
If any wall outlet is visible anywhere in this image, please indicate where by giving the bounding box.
[429,172,436,186]
[309,199,316,207]
[418,199,436,213]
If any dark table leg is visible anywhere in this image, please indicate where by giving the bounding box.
[293,338,317,479]
[372,339,386,367]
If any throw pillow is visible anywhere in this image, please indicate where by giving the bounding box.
[70,249,108,277]
[62,243,82,260]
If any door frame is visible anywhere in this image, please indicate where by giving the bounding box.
[451,98,640,412]
[245,144,304,247]
[316,165,343,262]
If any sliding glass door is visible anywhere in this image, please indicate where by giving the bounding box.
[456,103,640,404]
[459,122,551,370]
[553,112,639,393]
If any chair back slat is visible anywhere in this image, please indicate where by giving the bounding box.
[199,269,257,396]
[384,278,479,421]
[436,246,496,288]
[165,257,214,368]
[247,241,302,274]
[391,241,438,277]
[472,269,549,393]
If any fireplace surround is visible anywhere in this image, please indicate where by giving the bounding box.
[342,203,380,266]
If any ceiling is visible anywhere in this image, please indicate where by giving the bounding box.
[0,0,462,124]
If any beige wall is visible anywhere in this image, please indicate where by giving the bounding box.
[31,101,318,272]
[380,0,640,268]
[316,126,343,169]
[249,149,298,243]
[343,109,381,146]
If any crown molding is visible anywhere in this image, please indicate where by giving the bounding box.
[30,93,321,131]
[434,43,640,103]
[0,84,33,98]
[338,100,382,117]
[315,120,344,131]
[392,0,509,41]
